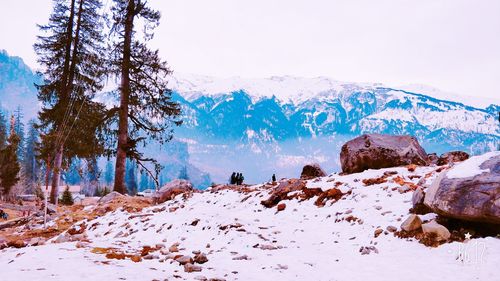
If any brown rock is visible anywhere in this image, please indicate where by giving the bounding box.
[261,179,306,208]
[184,263,202,273]
[401,214,422,232]
[437,151,470,166]
[300,163,326,179]
[155,179,194,204]
[340,134,428,174]
[421,220,450,241]
[277,203,286,212]
[194,253,208,264]
[314,188,343,207]
[175,255,194,265]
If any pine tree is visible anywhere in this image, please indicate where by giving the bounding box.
[109,0,181,194]
[104,160,114,186]
[178,166,189,181]
[139,170,149,191]
[86,157,100,194]
[125,159,137,195]
[0,110,8,150]
[60,185,74,205]
[23,119,40,192]
[34,0,108,203]
[13,106,25,162]
[0,116,21,199]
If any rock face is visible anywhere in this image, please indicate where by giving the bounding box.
[300,163,326,179]
[437,151,470,166]
[424,151,500,224]
[340,134,429,174]
[155,179,194,204]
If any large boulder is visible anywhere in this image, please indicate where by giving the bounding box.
[98,191,125,204]
[155,179,194,203]
[340,134,429,174]
[300,163,326,179]
[437,151,470,166]
[424,151,500,224]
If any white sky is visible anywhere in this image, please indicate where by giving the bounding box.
[1,0,499,100]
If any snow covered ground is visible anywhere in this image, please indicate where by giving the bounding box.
[1,165,499,281]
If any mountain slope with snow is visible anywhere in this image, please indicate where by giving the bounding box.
[2,164,498,281]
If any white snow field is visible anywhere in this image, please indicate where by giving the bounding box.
[1,165,499,281]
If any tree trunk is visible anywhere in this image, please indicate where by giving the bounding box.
[49,144,64,204]
[114,0,135,194]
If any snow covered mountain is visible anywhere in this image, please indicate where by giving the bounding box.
[168,74,499,183]
[1,50,498,185]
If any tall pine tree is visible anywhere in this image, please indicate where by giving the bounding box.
[139,169,149,191]
[0,116,21,199]
[125,159,137,195]
[104,160,114,187]
[109,0,181,194]
[13,106,25,162]
[0,110,7,150]
[34,0,108,203]
[23,119,40,193]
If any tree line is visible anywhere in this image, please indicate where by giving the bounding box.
[0,0,182,203]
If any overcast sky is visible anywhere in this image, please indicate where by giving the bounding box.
[1,0,499,100]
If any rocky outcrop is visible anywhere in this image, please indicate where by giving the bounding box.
[437,151,470,166]
[424,151,500,224]
[261,179,306,208]
[300,163,326,179]
[155,179,194,204]
[340,134,428,174]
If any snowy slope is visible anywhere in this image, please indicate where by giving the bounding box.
[2,165,499,281]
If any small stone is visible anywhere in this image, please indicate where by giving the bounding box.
[169,244,179,253]
[277,203,286,212]
[232,255,250,260]
[184,263,202,273]
[422,220,451,241]
[386,225,397,232]
[398,185,410,194]
[194,253,208,264]
[401,214,422,232]
[175,255,194,265]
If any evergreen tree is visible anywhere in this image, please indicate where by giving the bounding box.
[13,106,25,162]
[60,185,74,205]
[0,116,21,199]
[34,0,108,203]
[65,158,82,185]
[0,110,8,150]
[109,0,181,194]
[23,119,40,192]
[125,159,137,195]
[104,160,114,186]
[178,166,189,181]
[139,170,149,191]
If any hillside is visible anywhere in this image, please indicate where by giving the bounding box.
[1,157,499,281]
